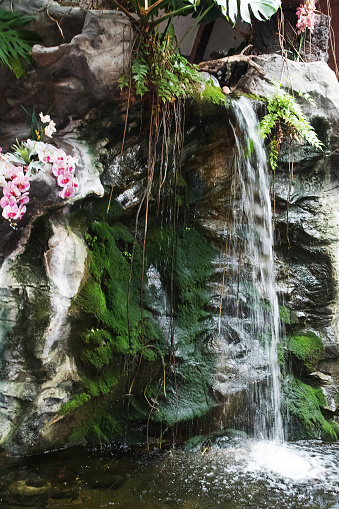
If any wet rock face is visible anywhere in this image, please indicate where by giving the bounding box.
[238,53,339,434]
[0,105,338,452]
[1,4,339,453]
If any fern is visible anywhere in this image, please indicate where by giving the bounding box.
[0,9,40,78]
[260,89,323,170]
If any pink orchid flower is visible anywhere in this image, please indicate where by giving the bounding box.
[2,201,20,220]
[52,163,66,177]
[296,3,315,33]
[59,185,75,199]
[6,166,24,181]
[17,192,29,206]
[19,205,27,219]
[13,174,30,192]
[57,171,73,187]
[3,182,21,198]
[0,195,17,209]
[53,153,66,165]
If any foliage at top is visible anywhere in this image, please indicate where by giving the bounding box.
[0,8,40,78]
[260,88,322,170]
[218,0,281,24]
[112,0,281,30]
[118,31,227,106]
[115,0,281,108]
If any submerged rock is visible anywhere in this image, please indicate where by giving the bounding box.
[8,479,52,496]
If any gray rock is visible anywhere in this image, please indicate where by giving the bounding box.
[0,8,134,126]
[0,132,103,453]
[309,371,333,383]
[199,71,221,88]
[237,54,339,127]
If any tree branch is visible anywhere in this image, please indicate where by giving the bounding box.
[198,46,266,78]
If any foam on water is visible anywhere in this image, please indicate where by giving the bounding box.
[247,441,327,480]
[166,441,338,508]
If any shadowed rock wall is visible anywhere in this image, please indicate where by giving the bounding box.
[0,4,339,454]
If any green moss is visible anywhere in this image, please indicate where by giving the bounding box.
[283,376,338,441]
[66,201,216,438]
[200,83,228,107]
[143,226,216,425]
[277,341,286,369]
[147,227,215,335]
[279,305,291,325]
[66,212,166,442]
[60,393,92,415]
[75,220,162,356]
[287,331,325,372]
[66,393,125,444]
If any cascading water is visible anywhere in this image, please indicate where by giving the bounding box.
[216,96,284,442]
[2,99,339,509]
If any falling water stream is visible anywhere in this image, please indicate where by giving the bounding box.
[228,97,284,442]
[1,99,339,508]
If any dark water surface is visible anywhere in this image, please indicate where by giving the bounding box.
[1,440,339,509]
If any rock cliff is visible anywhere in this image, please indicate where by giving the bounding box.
[0,1,339,454]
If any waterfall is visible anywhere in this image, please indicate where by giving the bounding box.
[217,97,284,442]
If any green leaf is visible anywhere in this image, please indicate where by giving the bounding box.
[216,0,281,24]
[7,56,24,78]
[260,88,323,170]
[0,8,40,77]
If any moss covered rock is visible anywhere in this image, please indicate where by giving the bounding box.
[286,331,325,373]
[58,199,167,443]
[144,225,217,426]
[283,375,338,441]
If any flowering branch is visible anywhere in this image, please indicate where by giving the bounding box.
[0,113,78,228]
[296,1,316,34]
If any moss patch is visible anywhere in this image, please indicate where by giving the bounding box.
[144,225,216,426]
[75,220,163,360]
[64,201,166,442]
[279,305,291,325]
[147,227,215,333]
[286,331,325,372]
[283,376,338,441]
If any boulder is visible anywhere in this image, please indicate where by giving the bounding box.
[0,6,134,126]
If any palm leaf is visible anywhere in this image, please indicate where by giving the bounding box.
[215,0,281,23]
[239,0,280,23]
[0,8,41,78]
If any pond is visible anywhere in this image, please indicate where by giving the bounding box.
[1,438,339,508]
